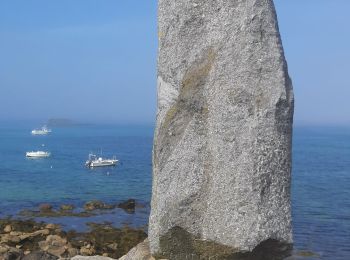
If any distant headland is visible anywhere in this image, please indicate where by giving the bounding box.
[46,118,92,127]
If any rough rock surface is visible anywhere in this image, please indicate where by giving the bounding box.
[38,234,69,257]
[149,0,294,258]
[118,239,155,260]
[71,256,115,260]
[21,251,58,260]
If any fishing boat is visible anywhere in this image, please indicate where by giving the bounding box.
[31,126,52,135]
[26,151,51,158]
[85,153,118,168]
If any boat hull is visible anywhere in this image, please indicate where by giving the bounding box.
[31,131,48,135]
[26,152,51,158]
[87,160,118,168]
[31,126,51,135]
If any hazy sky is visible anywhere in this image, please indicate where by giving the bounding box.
[0,1,349,125]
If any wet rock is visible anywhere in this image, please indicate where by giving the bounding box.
[296,250,320,258]
[39,204,53,212]
[21,251,58,260]
[18,229,50,241]
[0,218,145,260]
[107,243,118,251]
[38,235,68,257]
[0,219,44,234]
[0,244,10,254]
[1,234,21,244]
[71,256,115,260]
[117,200,135,213]
[44,224,57,230]
[22,204,86,218]
[84,201,114,211]
[2,248,23,260]
[68,247,80,257]
[79,223,147,259]
[3,225,12,233]
[19,209,95,218]
[8,232,21,237]
[60,204,75,211]
[80,244,96,256]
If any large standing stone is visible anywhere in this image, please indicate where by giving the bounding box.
[149,0,294,259]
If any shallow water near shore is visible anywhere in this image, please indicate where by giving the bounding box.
[0,122,349,259]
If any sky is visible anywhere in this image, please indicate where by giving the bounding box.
[0,1,349,126]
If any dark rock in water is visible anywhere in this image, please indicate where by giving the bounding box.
[0,219,44,234]
[59,204,75,211]
[39,204,53,212]
[84,200,114,211]
[21,251,58,260]
[117,199,136,213]
[19,209,95,218]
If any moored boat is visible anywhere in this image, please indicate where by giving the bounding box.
[85,153,118,168]
[26,151,51,158]
[31,126,52,135]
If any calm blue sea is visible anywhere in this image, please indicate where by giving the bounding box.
[0,122,349,259]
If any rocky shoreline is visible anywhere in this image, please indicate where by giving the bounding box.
[0,199,148,260]
[18,199,141,219]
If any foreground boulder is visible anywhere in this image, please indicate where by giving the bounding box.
[149,0,294,259]
[38,235,69,257]
[21,251,58,260]
[71,256,115,260]
[118,239,154,260]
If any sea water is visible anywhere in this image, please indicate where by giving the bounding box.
[292,127,350,259]
[0,122,349,259]
[0,122,153,230]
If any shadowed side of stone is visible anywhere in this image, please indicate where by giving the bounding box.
[155,227,292,260]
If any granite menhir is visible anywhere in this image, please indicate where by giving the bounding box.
[149,0,294,259]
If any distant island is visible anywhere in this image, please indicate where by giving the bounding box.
[46,118,91,127]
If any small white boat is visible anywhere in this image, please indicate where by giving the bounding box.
[26,151,51,158]
[31,126,52,135]
[85,153,118,168]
